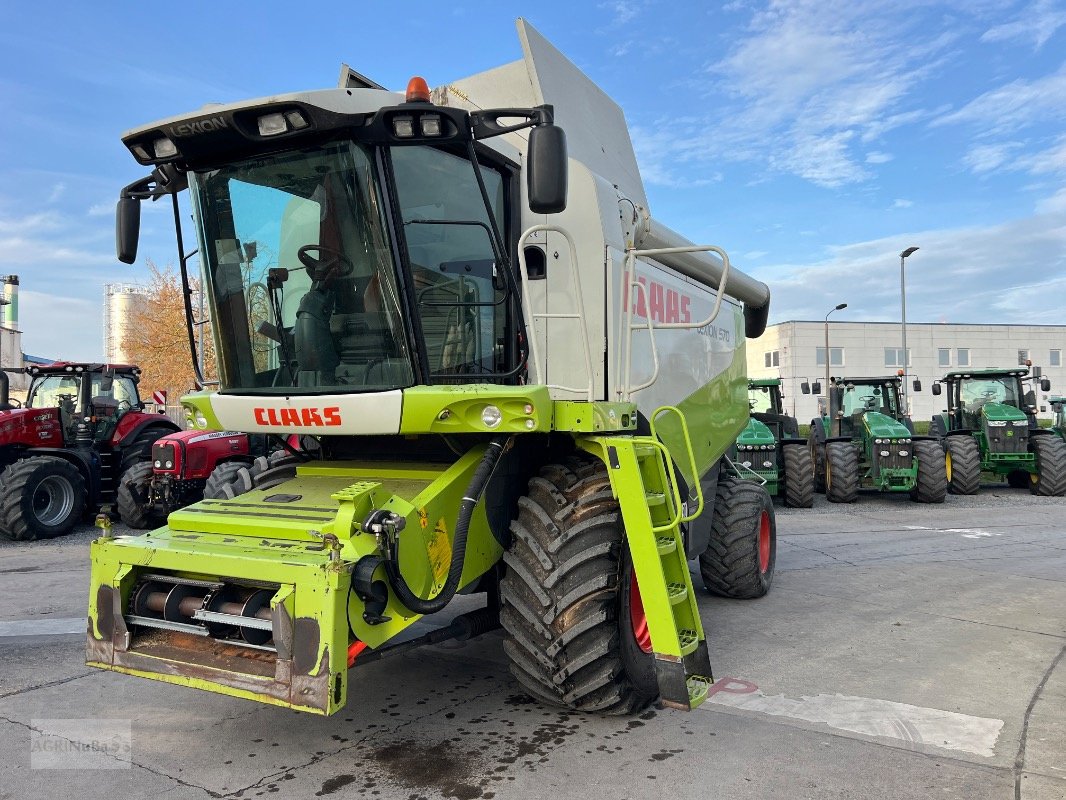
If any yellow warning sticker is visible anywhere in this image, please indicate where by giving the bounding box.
[426,518,451,582]
[418,508,429,530]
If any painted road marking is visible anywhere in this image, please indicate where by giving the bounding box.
[703,677,1003,758]
[903,525,1001,539]
[0,617,85,637]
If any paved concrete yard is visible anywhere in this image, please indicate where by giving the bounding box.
[1,486,1064,799]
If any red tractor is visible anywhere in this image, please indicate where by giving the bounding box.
[116,429,256,528]
[0,363,179,540]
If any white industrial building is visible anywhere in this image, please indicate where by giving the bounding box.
[747,321,1066,425]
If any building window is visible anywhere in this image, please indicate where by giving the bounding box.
[938,348,951,368]
[815,347,844,367]
[884,348,911,368]
[1052,350,1061,367]
[764,350,780,368]
[1018,349,1029,365]
[957,348,970,366]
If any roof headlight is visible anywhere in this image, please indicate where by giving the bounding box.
[420,114,442,136]
[131,144,151,161]
[153,137,178,158]
[257,112,288,136]
[393,115,415,138]
[284,110,308,130]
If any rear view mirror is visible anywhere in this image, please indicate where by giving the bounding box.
[912,379,922,392]
[931,383,942,396]
[117,197,141,264]
[811,381,822,395]
[99,375,114,392]
[800,381,810,395]
[527,124,568,214]
[1041,378,1051,392]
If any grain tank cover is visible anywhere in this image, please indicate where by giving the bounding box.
[437,18,648,211]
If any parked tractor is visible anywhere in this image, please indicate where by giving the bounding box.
[735,379,813,507]
[929,367,1065,496]
[806,375,946,503]
[88,21,775,717]
[0,363,178,539]
[1050,396,1065,442]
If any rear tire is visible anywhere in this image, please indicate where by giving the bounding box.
[118,426,173,475]
[910,440,947,504]
[0,456,87,540]
[116,462,164,529]
[203,452,297,500]
[808,422,826,493]
[824,442,859,503]
[699,478,776,599]
[1029,436,1066,497]
[500,455,658,714]
[781,444,814,508]
[944,435,981,495]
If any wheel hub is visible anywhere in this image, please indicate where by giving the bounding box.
[757,511,771,574]
[32,475,75,526]
[629,572,653,654]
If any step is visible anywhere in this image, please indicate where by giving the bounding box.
[686,675,712,709]
[655,535,677,555]
[667,582,688,605]
[679,628,699,656]
[644,491,666,507]
[633,443,658,460]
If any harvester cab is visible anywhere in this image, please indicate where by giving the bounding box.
[735,378,812,507]
[807,375,945,504]
[0,362,178,540]
[929,367,1064,495]
[89,20,774,717]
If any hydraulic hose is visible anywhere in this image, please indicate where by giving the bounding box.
[383,436,508,615]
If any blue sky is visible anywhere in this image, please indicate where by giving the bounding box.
[2,1,1064,361]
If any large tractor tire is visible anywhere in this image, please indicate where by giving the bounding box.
[699,477,776,599]
[781,443,814,508]
[0,456,87,540]
[910,440,947,504]
[944,435,981,495]
[824,441,859,503]
[116,462,165,529]
[203,452,297,500]
[500,455,658,714]
[1029,436,1066,497]
[808,422,826,493]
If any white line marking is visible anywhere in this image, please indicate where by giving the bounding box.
[0,617,85,637]
[707,686,1003,757]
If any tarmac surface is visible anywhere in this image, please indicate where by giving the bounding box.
[1,485,1064,799]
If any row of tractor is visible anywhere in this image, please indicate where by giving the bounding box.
[736,366,1065,505]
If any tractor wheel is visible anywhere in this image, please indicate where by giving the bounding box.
[116,462,164,529]
[500,454,658,714]
[824,441,859,503]
[118,426,174,475]
[808,426,826,493]
[781,443,814,508]
[1007,470,1030,489]
[203,451,299,500]
[1029,436,1066,497]
[910,440,947,504]
[699,477,775,598]
[944,436,981,495]
[0,456,87,540]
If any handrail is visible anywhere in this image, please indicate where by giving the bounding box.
[517,225,595,400]
[650,406,705,523]
[619,243,733,401]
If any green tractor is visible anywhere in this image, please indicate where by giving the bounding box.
[86,22,777,718]
[1050,396,1065,442]
[930,367,1065,496]
[806,375,946,504]
[734,379,813,507]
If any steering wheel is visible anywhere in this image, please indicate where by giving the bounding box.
[297,245,354,283]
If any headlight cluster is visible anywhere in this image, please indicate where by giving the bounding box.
[873,438,911,444]
[737,444,775,451]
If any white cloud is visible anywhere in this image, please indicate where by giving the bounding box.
[892,198,913,208]
[0,211,62,235]
[981,0,1066,50]
[865,151,893,164]
[47,182,66,203]
[962,141,1026,173]
[598,0,641,25]
[744,250,769,260]
[934,64,1066,136]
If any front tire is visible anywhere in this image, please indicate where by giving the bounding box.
[825,441,859,503]
[781,443,814,508]
[116,462,164,529]
[699,478,776,599]
[808,422,826,493]
[910,440,947,503]
[500,455,658,714]
[944,435,981,495]
[0,456,87,540]
[1030,436,1066,497]
[203,452,297,500]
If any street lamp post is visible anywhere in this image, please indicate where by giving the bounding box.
[899,246,919,415]
[824,302,848,413]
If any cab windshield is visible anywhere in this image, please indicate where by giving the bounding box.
[748,386,777,414]
[840,382,900,416]
[959,376,1019,412]
[190,140,509,395]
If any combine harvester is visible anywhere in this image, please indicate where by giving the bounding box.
[88,20,773,715]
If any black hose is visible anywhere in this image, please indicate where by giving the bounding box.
[384,436,508,615]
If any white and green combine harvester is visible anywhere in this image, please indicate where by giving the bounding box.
[88,20,773,716]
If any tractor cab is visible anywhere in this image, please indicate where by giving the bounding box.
[826,376,907,438]
[933,368,1045,434]
[25,363,144,445]
[747,378,799,440]
[1050,396,1065,441]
